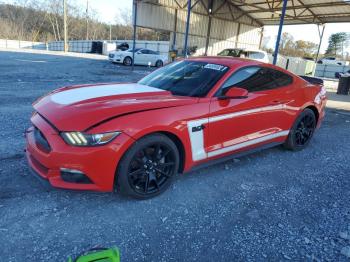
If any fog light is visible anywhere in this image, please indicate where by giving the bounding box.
[60,168,92,184]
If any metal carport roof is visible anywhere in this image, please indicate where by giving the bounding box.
[131,0,350,67]
[233,0,350,25]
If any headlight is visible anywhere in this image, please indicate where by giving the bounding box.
[61,131,121,146]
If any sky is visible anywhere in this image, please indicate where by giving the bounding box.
[2,0,350,53]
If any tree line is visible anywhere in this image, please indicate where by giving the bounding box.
[263,32,350,60]
[0,1,169,43]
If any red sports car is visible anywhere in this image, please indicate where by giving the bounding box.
[25,57,327,199]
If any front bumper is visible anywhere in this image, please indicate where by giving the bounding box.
[108,56,121,63]
[25,113,133,192]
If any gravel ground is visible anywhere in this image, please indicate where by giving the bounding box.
[0,50,350,261]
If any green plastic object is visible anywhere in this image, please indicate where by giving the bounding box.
[67,247,120,262]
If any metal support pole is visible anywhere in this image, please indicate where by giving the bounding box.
[204,0,213,56]
[272,0,288,65]
[259,27,264,49]
[204,16,212,55]
[63,0,68,52]
[86,0,89,40]
[109,24,112,41]
[183,0,191,57]
[172,9,178,50]
[315,24,325,63]
[132,0,137,71]
[235,23,241,48]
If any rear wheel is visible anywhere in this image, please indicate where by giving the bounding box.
[123,56,132,66]
[116,134,179,199]
[284,108,316,151]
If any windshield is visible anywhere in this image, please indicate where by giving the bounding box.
[138,60,229,97]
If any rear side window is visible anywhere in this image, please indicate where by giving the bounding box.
[148,50,159,55]
[219,66,293,94]
[270,69,293,88]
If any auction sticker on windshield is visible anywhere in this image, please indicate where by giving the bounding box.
[204,64,228,71]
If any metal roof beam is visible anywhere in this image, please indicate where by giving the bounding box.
[229,0,311,23]
[236,0,350,6]
[141,0,262,26]
[239,1,350,13]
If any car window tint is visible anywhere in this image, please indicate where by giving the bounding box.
[218,49,230,56]
[148,50,158,55]
[270,69,293,88]
[140,49,149,54]
[138,61,228,97]
[220,66,292,94]
[127,48,141,52]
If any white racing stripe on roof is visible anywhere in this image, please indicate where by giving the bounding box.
[50,83,165,105]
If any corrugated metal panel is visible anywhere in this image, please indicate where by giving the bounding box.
[207,38,236,55]
[176,9,208,36]
[237,24,261,48]
[210,18,238,41]
[311,6,350,15]
[137,3,175,31]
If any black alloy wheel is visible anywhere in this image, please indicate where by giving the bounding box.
[117,134,179,199]
[294,114,315,146]
[284,108,316,151]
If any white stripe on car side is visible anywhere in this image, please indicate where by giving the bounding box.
[207,130,289,158]
[51,83,166,105]
[187,104,297,161]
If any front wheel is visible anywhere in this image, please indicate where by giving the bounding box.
[116,134,179,199]
[123,56,132,66]
[284,108,316,151]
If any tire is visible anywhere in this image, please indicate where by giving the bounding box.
[116,133,179,199]
[123,56,132,66]
[284,108,316,151]
[155,60,163,67]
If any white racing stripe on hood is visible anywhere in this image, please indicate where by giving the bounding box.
[50,83,165,105]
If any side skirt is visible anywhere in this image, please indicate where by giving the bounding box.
[185,141,283,173]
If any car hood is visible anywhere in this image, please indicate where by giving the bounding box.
[33,83,197,131]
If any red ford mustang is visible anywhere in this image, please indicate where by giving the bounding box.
[25,57,327,199]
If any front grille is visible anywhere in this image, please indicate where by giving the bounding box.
[34,127,51,153]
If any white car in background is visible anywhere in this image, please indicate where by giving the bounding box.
[218,48,269,63]
[317,57,345,66]
[108,48,168,67]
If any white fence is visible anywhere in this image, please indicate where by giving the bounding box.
[315,64,350,79]
[268,54,315,76]
[48,40,170,56]
[0,39,46,50]
[0,39,170,56]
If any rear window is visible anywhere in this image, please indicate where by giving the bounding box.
[248,51,265,59]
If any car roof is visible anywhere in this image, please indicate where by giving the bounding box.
[184,56,296,76]
[185,56,264,68]
[222,48,265,52]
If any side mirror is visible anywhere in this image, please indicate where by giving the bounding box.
[220,87,248,99]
